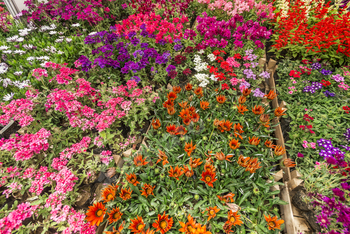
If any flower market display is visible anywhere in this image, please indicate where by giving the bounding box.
[0,0,349,234]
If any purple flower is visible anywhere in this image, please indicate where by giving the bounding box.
[323,196,337,210]
[131,37,140,46]
[324,90,335,97]
[174,44,183,51]
[128,31,137,38]
[166,65,176,73]
[78,55,92,72]
[122,3,128,9]
[316,213,330,228]
[341,183,350,190]
[332,188,345,201]
[131,76,141,83]
[320,69,332,75]
[344,128,350,142]
[297,152,304,158]
[141,43,148,48]
[259,71,270,79]
[311,62,322,70]
[331,74,344,82]
[253,88,264,98]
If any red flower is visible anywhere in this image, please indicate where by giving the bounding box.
[303,114,314,122]
[233,53,242,59]
[289,70,301,78]
[222,83,230,90]
[321,79,331,87]
[343,106,350,114]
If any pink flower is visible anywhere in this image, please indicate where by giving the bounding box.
[289,91,293,94]
[292,80,297,84]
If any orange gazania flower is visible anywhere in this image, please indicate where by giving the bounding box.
[252,105,265,115]
[141,184,155,198]
[168,166,184,180]
[157,150,169,166]
[184,140,196,157]
[245,158,262,173]
[129,216,146,233]
[274,107,286,117]
[200,101,209,110]
[215,152,233,161]
[194,87,203,97]
[237,104,248,115]
[105,221,125,234]
[195,224,212,234]
[264,214,284,230]
[166,124,177,135]
[237,155,250,167]
[248,136,260,146]
[188,106,196,114]
[203,206,220,221]
[178,101,188,109]
[167,106,176,115]
[183,118,191,126]
[229,139,240,150]
[134,154,148,166]
[200,169,217,187]
[152,119,161,129]
[126,173,139,186]
[242,88,251,96]
[238,96,246,104]
[217,193,235,203]
[259,114,270,127]
[179,214,198,233]
[179,108,191,119]
[183,166,194,177]
[119,188,132,201]
[101,187,116,203]
[223,222,233,234]
[189,157,202,168]
[167,92,177,101]
[191,113,200,123]
[264,140,276,149]
[274,145,286,156]
[217,119,233,132]
[204,162,216,172]
[163,99,174,108]
[107,207,123,224]
[152,212,173,234]
[283,158,296,168]
[233,123,244,140]
[173,86,181,94]
[265,90,277,100]
[227,211,243,226]
[142,229,156,234]
[86,202,106,226]
[175,125,187,135]
[185,83,192,91]
[216,95,226,104]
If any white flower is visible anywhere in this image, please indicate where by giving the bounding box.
[58,32,64,35]
[3,50,12,54]
[89,32,97,36]
[65,38,72,43]
[49,31,57,35]
[16,37,24,42]
[198,50,205,54]
[193,55,208,72]
[37,56,50,60]
[27,57,36,61]
[2,78,12,87]
[19,31,29,37]
[57,51,64,54]
[0,46,9,50]
[23,44,35,49]
[14,50,26,55]
[3,93,14,101]
[49,24,57,30]
[39,26,50,32]
[207,54,216,62]
[194,73,210,87]
[0,63,8,74]
[55,39,64,43]
[14,71,23,76]
[40,62,46,67]
[6,35,18,42]
[71,23,80,27]
[210,74,218,82]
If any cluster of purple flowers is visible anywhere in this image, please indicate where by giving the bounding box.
[243,69,256,79]
[323,90,335,97]
[173,39,183,51]
[311,62,322,70]
[320,69,333,76]
[317,139,348,167]
[303,82,323,93]
[195,13,271,50]
[332,74,345,82]
[345,128,350,142]
[253,88,265,98]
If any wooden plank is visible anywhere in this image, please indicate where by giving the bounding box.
[280,182,296,234]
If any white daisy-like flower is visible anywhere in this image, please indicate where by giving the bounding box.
[2,78,12,87]
[3,93,14,101]
[6,35,18,42]
[49,31,57,35]
[14,71,23,76]
[198,50,205,54]
[13,50,26,55]
[0,63,8,74]
[71,23,80,27]
[39,26,50,32]
[65,38,72,43]
[2,50,12,54]
[59,36,65,38]
[57,51,64,54]
[28,22,37,30]
[49,24,57,30]
[207,54,216,62]
[210,74,218,82]
[19,31,29,37]
[40,62,46,67]
[23,44,35,49]
[16,37,24,42]
[39,56,50,60]
[0,46,9,50]
[58,32,64,35]
[89,32,97,36]
[27,57,36,61]
[55,39,64,43]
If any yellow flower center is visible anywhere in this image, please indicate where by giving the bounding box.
[137,223,145,231]
[113,212,121,220]
[160,220,168,229]
[187,225,195,232]
[209,210,215,216]
[96,209,103,217]
[146,188,153,194]
[173,172,178,177]
[205,175,211,182]
[229,217,236,223]
[106,193,114,201]
[268,221,276,227]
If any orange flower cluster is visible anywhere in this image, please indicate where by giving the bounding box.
[184,140,196,156]
[162,87,182,117]
[200,168,217,187]
[194,87,203,98]
[179,214,212,234]
[179,104,200,126]
[264,214,284,230]
[214,152,233,161]
[248,136,260,146]
[265,90,277,100]
[233,123,244,140]
[101,184,118,203]
[203,206,220,221]
[229,139,240,150]
[134,154,148,166]
[237,155,262,173]
[224,211,243,233]
[166,124,187,135]
[274,145,286,156]
[213,118,233,132]
[168,166,184,180]
[152,119,161,129]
